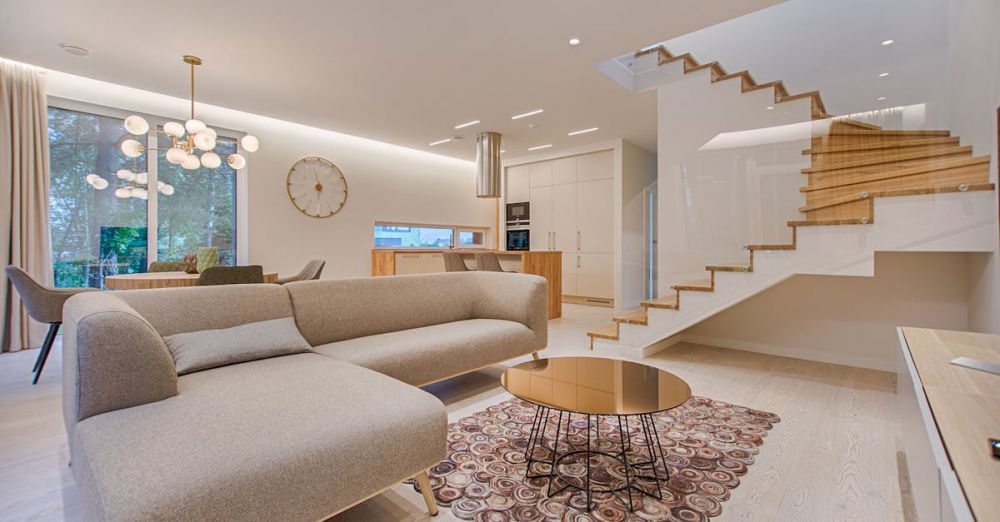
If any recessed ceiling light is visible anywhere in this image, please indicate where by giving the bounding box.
[512,109,544,120]
[881,39,894,46]
[500,150,506,154]
[429,138,451,146]
[878,72,891,78]
[453,120,480,129]
[59,43,90,57]
[569,38,581,46]
[766,106,774,110]
[876,96,887,101]
[568,127,599,136]
[528,144,553,151]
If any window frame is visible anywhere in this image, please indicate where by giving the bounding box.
[373,221,490,250]
[47,97,250,265]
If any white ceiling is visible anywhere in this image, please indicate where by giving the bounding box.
[0,0,779,160]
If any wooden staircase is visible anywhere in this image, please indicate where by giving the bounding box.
[587,45,994,349]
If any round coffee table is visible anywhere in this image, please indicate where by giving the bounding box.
[501,356,692,512]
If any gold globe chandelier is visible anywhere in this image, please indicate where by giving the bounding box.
[118,55,259,175]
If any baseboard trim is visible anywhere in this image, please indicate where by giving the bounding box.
[670,334,895,373]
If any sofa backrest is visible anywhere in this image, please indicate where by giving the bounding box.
[285,272,477,346]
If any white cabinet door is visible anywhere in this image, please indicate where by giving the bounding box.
[576,253,613,298]
[529,185,552,251]
[575,179,614,253]
[576,150,613,182]
[506,165,530,202]
[425,253,445,273]
[528,161,553,188]
[551,183,577,253]
[395,253,426,275]
[552,156,576,185]
[562,252,577,295]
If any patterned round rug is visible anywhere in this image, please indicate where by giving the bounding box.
[410,396,779,521]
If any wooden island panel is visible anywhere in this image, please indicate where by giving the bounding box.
[371,249,562,318]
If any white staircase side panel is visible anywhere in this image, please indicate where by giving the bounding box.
[615,191,996,354]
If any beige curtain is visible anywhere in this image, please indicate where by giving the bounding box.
[1,59,53,353]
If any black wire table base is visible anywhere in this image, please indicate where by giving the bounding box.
[522,405,670,512]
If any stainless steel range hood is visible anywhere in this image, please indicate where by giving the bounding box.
[475,131,502,198]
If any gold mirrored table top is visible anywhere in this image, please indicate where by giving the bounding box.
[501,356,692,416]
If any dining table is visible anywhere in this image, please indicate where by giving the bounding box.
[103,271,279,290]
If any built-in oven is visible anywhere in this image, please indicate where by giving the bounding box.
[506,202,529,227]
[506,228,529,251]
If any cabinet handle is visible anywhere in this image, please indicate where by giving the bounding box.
[577,255,581,269]
[577,231,581,251]
[552,232,556,250]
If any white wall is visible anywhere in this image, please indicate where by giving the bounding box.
[657,66,810,295]
[679,252,971,372]
[943,0,1000,334]
[42,69,494,279]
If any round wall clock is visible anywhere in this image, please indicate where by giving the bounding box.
[286,156,348,218]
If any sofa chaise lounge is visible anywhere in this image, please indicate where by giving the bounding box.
[62,271,547,521]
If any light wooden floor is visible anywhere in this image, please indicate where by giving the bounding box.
[0,304,910,521]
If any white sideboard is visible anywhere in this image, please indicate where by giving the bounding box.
[897,327,999,522]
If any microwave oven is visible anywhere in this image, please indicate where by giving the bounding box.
[506,202,529,226]
[506,229,529,251]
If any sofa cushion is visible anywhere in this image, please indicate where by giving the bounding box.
[70,353,447,522]
[164,317,311,375]
[313,318,536,386]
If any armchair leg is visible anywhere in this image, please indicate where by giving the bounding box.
[32,323,60,385]
[415,470,438,517]
[531,352,540,361]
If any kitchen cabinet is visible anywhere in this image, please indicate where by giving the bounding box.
[551,184,577,252]
[576,150,613,182]
[528,161,552,188]
[394,253,427,275]
[529,185,552,251]
[506,165,529,202]
[575,179,614,253]
[575,253,614,299]
[552,156,576,185]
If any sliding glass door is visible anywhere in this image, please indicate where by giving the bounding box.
[47,105,240,287]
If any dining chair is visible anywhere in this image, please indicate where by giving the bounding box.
[4,266,98,384]
[148,261,183,272]
[195,265,265,286]
[474,252,512,272]
[443,252,471,272]
[276,260,326,284]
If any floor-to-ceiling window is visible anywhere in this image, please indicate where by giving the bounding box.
[47,104,241,287]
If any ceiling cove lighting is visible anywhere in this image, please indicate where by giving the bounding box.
[453,120,480,129]
[568,127,599,136]
[569,38,581,46]
[429,138,452,146]
[876,96,887,101]
[881,39,894,46]
[512,109,544,120]
[528,144,553,151]
[120,55,259,173]
[878,72,891,78]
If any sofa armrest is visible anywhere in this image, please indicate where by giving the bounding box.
[470,272,548,349]
[62,292,178,436]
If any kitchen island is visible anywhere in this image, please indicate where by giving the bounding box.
[371,249,561,318]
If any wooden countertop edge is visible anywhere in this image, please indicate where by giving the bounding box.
[372,249,561,255]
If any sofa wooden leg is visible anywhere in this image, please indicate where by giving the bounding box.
[531,352,540,361]
[416,470,438,516]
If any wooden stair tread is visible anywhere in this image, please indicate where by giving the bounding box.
[586,325,619,340]
[800,183,995,212]
[803,146,973,174]
[801,155,992,192]
[673,279,713,291]
[747,243,795,251]
[707,263,752,272]
[826,129,951,137]
[642,295,679,309]
[789,218,870,227]
[805,136,960,154]
[831,119,883,131]
[613,310,649,325]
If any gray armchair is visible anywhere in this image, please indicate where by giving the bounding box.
[276,260,326,284]
[4,265,97,384]
[196,265,265,286]
[443,252,471,272]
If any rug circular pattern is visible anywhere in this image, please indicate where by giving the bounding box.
[411,397,779,521]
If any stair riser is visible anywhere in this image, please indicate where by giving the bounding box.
[810,144,964,169]
[804,147,972,174]
[804,167,991,209]
[813,134,951,148]
[805,200,873,221]
[806,137,960,155]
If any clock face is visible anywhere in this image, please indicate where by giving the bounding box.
[286,156,348,218]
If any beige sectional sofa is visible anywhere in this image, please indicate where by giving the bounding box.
[62,271,547,521]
